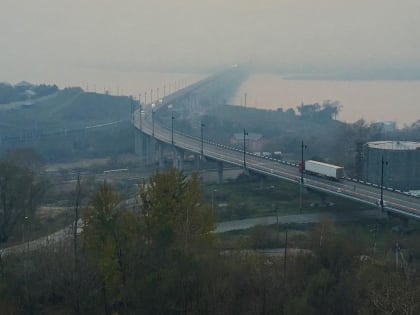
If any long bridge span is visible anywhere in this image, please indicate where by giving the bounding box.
[132,68,420,221]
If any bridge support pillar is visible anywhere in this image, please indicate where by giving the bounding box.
[157,142,165,169]
[217,161,223,184]
[146,137,156,165]
[173,148,184,170]
[134,131,148,161]
[194,154,200,170]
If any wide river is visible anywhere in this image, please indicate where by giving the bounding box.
[52,70,420,127]
[232,73,420,127]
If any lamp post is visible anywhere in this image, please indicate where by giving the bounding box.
[171,115,175,145]
[151,104,155,137]
[300,140,307,184]
[200,120,205,158]
[22,216,29,252]
[243,129,248,169]
[380,155,388,211]
[130,96,134,124]
[139,104,142,130]
[299,140,307,212]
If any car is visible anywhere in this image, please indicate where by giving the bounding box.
[336,188,342,193]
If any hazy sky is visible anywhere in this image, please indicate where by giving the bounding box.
[1,0,419,84]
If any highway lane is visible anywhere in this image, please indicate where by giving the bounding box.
[134,108,420,219]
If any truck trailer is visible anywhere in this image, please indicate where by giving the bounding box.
[304,160,345,180]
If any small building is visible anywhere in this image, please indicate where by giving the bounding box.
[371,121,397,133]
[230,132,268,152]
[364,141,420,191]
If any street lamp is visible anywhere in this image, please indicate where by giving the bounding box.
[300,140,307,184]
[22,216,29,251]
[243,129,248,169]
[299,140,307,212]
[380,155,388,211]
[171,115,175,145]
[151,104,155,137]
[130,96,134,124]
[200,120,205,158]
[139,104,142,130]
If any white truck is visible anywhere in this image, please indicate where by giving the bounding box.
[304,160,345,180]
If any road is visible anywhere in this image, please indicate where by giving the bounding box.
[3,209,387,257]
[216,210,387,233]
[133,83,420,220]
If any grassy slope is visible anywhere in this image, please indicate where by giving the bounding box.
[0,89,132,134]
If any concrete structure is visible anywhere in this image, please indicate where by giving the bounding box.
[131,68,420,220]
[364,141,420,191]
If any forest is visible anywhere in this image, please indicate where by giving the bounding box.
[1,166,419,314]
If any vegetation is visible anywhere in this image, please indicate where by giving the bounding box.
[200,103,420,177]
[1,168,420,314]
[0,82,58,104]
[0,88,134,161]
[0,159,47,244]
[203,172,372,221]
[0,74,419,313]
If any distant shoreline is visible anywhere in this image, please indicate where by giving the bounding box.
[232,73,420,127]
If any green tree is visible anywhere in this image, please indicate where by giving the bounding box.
[83,181,139,314]
[140,168,215,252]
[0,160,45,243]
[133,168,215,313]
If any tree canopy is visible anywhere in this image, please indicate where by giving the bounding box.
[0,160,45,243]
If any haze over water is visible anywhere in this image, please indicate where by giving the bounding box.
[39,68,420,128]
[232,74,420,127]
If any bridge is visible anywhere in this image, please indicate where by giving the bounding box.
[132,68,420,221]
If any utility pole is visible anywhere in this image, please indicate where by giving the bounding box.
[380,155,388,211]
[139,104,142,130]
[74,173,81,272]
[200,120,205,158]
[211,189,217,211]
[299,140,307,212]
[171,115,175,145]
[130,96,134,124]
[243,129,248,169]
[284,225,288,274]
[152,110,155,137]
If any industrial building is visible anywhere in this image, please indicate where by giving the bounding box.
[364,141,420,191]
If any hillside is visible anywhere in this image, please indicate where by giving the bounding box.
[0,88,134,161]
[0,88,132,134]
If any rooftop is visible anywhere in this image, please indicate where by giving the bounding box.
[367,141,420,151]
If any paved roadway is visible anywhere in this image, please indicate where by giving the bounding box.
[216,210,387,233]
[3,209,387,256]
[133,98,420,220]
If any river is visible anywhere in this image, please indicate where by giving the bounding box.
[231,73,420,127]
[49,69,420,127]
